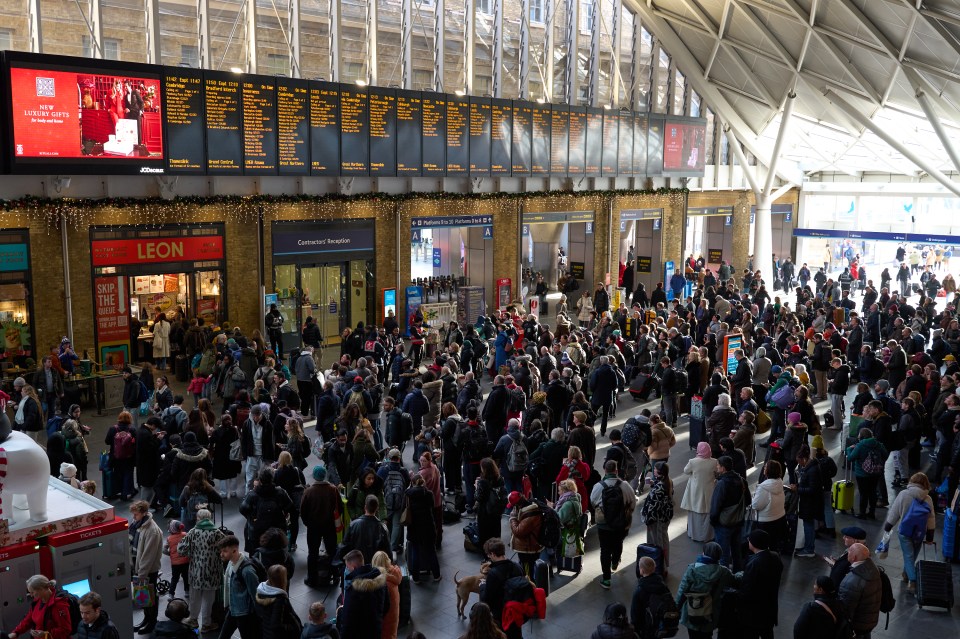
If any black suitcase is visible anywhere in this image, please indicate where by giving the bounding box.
[782,513,799,555]
[175,354,189,382]
[398,574,412,626]
[557,554,582,574]
[629,373,656,401]
[917,544,954,609]
[533,559,550,597]
[689,416,705,450]
[635,543,665,577]
[317,551,333,586]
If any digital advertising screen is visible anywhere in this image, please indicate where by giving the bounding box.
[663,118,707,175]
[6,55,165,174]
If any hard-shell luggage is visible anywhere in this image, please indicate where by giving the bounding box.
[533,559,550,597]
[635,543,665,578]
[833,307,845,328]
[783,513,799,554]
[398,573,412,626]
[557,554,582,574]
[832,471,855,513]
[917,543,954,609]
[944,508,959,562]
[630,373,656,401]
[101,468,114,501]
[688,417,705,450]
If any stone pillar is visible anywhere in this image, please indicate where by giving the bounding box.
[730,191,752,273]
[660,193,685,272]
[593,199,614,289]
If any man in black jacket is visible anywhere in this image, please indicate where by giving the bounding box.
[482,377,510,442]
[630,556,673,636]
[710,456,747,571]
[479,537,525,639]
[792,576,849,639]
[337,495,392,565]
[731,349,753,395]
[735,529,783,639]
[827,526,867,587]
[339,549,388,639]
[589,355,618,436]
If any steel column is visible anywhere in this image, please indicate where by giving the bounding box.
[367,0,378,85]
[288,0,301,78]
[519,0,530,99]
[402,0,413,89]
[563,0,578,104]
[610,0,622,107]
[27,0,42,53]
[492,0,503,97]
[199,0,211,69]
[145,0,161,64]
[464,0,475,94]
[329,0,341,81]
[89,0,104,58]
[434,0,445,92]
[246,0,258,73]
[587,0,600,106]
[544,0,554,101]
[629,15,642,110]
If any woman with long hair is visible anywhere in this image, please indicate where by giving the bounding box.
[185,408,209,446]
[405,474,441,582]
[458,602,506,639]
[253,564,303,639]
[474,457,506,549]
[640,461,675,574]
[273,450,305,551]
[178,468,221,530]
[14,384,43,440]
[371,550,402,639]
[209,413,241,498]
[281,417,310,471]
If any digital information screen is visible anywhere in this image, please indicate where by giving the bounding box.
[421,93,446,176]
[446,95,469,176]
[550,104,568,176]
[340,86,369,175]
[369,87,397,177]
[396,90,422,176]
[663,119,707,174]
[511,102,532,176]
[617,111,633,176]
[567,106,586,177]
[204,71,243,174]
[276,78,309,175]
[163,67,205,173]
[530,104,551,176]
[468,97,491,176]
[490,98,512,176]
[242,77,277,174]
[601,109,618,176]
[7,61,165,173]
[585,108,603,177]
[309,81,339,175]
[633,114,647,177]
[648,116,664,175]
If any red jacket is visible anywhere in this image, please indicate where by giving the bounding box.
[13,593,73,639]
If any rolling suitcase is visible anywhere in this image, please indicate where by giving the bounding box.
[688,417,705,450]
[832,466,855,513]
[630,373,655,401]
[917,543,954,609]
[944,508,959,562]
[635,543,665,578]
[557,554,582,574]
[533,559,550,597]
[398,573,412,626]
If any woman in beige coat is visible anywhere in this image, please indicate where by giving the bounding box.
[152,314,172,371]
[682,442,717,542]
[646,415,676,465]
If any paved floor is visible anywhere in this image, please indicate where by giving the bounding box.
[72,376,960,638]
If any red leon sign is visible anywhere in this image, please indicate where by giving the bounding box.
[95,276,129,343]
[91,236,224,267]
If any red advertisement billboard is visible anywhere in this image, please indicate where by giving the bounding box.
[663,121,706,172]
[9,66,164,160]
[91,236,224,267]
[95,276,130,343]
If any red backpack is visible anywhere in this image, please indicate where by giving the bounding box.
[113,429,136,460]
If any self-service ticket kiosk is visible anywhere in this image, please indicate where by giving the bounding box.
[0,540,42,631]
[41,517,132,638]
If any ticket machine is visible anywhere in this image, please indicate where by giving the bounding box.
[41,517,132,638]
[0,540,43,631]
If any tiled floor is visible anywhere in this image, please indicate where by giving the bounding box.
[89,382,960,638]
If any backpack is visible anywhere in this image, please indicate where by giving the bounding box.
[621,418,642,451]
[534,502,562,548]
[185,491,211,526]
[718,478,747,526]
[913,333,925,353]
[112,429,135,460]
[860,446,885,475]
[506,438,529,473]
[53,590,81,636]
[597,479,626,529]
[255,495,284,528]
[486,484,508,515]
[684,590,713,618]
[503,575,533,603]
[671,367,688,394]
[190,353,202,370]
[509,388,527,412]
[162,407,184,434]
[606,443,638,482]
[384,467,407,511]
[898,497,932,543]
[137,380,149,404]
[878,566,896,629]
[238,556,268,585]
[770,384,794,409]
[645,590,680,638]
[464,426,489,461]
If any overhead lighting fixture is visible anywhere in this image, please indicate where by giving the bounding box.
[230,67,243,73]
[355,79,368,87]
[455,90,465,97]
[536,97,545,104]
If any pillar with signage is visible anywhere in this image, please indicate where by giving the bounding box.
[410,215,494,306]
[90,225,226,367]
[0,231,35,366]
[723,334,743,375]
[620,209,663,294]
[521,211,595,297]
[271,220,376,348]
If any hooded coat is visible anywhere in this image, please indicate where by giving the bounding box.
[171,436,213,491]
[339,565,388,639]
[254,582,303,639]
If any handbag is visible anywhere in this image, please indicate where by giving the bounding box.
[99,450,111,472]
[742,507,759,539]
[399,497,412,526]
[755,410,772,435]
[229,439,243,462]
[132,579,156,609]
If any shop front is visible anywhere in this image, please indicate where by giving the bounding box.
[522,211,595,297]
[90,225,226,368]
[271,220,375,351]
[620,209,663,293]
[0,230,35,367]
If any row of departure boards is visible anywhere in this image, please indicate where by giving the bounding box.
[165,68,673,177]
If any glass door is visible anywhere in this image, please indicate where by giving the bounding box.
[320,265,344,346]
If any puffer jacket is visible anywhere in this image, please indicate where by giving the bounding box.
[340,564,387,639]
[421,379,444,430]
[171,443,214,491]
[254,582,303,639]
[509,502,544,553]
[647,422,676,461]
[675,561,734,632]
[751,478,785,523]
[838,559,883,633]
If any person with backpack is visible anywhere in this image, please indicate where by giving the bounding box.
[493,419,527,501]
[590,459,638,589]
[792,446,825,559]
[556,445,592,514]
[475,458,508,550]
[506,491,544,577]
[122,366,147,427]
[733,529,784,639]
[130,500,163,634]
[478,538,526,639]
[709,456,748,571]
[377,448,411,553]
[264,303,285,359]
[640,461,675,575]
[337,495,393,567]
[604,429,638,485]
[136,416,163,504]
[588,355,618,437]
[178,468,222,532]
[8,574,75,639]
[837,543,884,639]
[216,535,263,639]
[239,468,293,554]
[622,413,652,493]
[631,556,677,639]
[844,427,888,520]
[590,602,637,639]
[880,472,936,594]
[675,541,734,639]
[171,432,214,496]
[792,576,850,639]
[106,410,137,501]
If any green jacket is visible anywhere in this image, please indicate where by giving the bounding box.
[675,561,734,632]
[844,437,888,478]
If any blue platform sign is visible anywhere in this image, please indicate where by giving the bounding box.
[482,226,493,239]
[724,215,732,226]
[263,293,278,308]
[653,219,661,231]
[432,248,442,267]
[411,228,422,243]
[585,222,594,234]
[522,224,530,237]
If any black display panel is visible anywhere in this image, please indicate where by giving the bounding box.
[647,115,664,176]
[468,96,491,176]
[421,92,445,176]
[632,114,647,177]
[530,103,551,176]
[549,104,568,176]
[617,110,633,176]
[309,81,339,175]
[242,77,277,175]
[340,85,368,175]
[276,77,309,175]
[163,67,205,174]
[490,98,512,176]
[204,70,243,174]
[601,109,618,176]
[446,95,469,176]
[368,87,397,177]
[511,102,532,176]
[396,90,422,176]
[585,107,603,176]
[567,106,586,177]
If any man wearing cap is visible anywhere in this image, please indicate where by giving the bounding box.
[733,529,783,639]
[825,526,867,587]
[300,465,341,587]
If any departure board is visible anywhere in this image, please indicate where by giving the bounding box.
[511,102,532,175]
[633,114,647,176]
[163,68,205,173]
[530,104,551,175]
[468,97,491,176]
[647,116,664,175]
[601,109,618,176]
[446,95,470,176]
[242,78,277,174]
[368,87,397,177]
[276,78,309,175]
[340,86,369,175]
[396,90,422,176]
[309,81,339,175]
[422,93,446,176]
[585,108,604,176]
[204,71,243,174]
[617,111,633,175]
[490,98,512,176]
[568,106,586,176]
[550,104,569,176]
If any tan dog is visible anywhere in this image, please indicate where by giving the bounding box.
[454,562,491,618]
